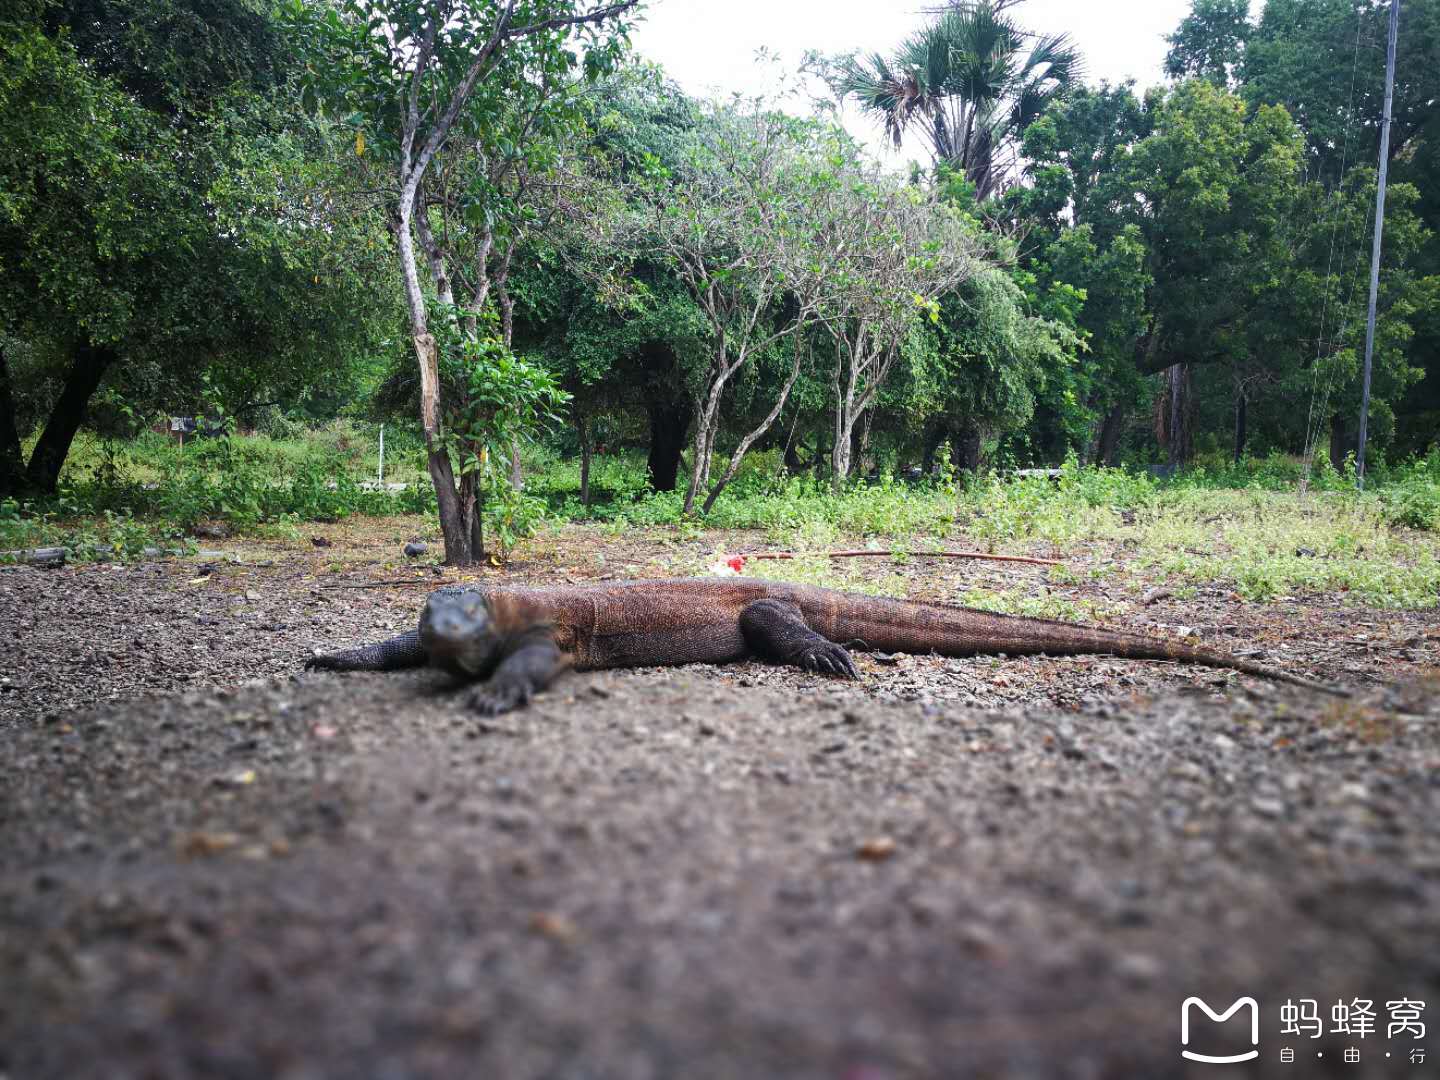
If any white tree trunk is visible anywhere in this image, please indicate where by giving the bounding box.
[397,180,471,564]
[701,340,802,513]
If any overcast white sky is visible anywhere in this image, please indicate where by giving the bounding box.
[629,0,1193,164]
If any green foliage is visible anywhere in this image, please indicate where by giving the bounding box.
[1133,487,1440,608]
[1149,0,1440,463]
[1241,0,1438,180]
[918,263,1077,455]
[46,0,288,115]
[15,428,1440,609]
[0,499,191,564]
[1379,455,1440,531]
[286,0,634,174]
[441,335,569,476]
[524,450,654,512]
[526,448,961,537]
[0,1,400,497]
[1164,0,1251,84]
[282,0,637,561]
[26,426,414,528]
[440,333,568,555]
[6,0,1438,520]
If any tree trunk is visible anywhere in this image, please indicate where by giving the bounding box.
[471,496,484,564]
[0,343,26,498]
[684,386,722,516]
[427,447,472,565]
[646,398,690,493]
[498,280,515,349]
[495,263,526,495]
[831,429,853,493]
[1094,405,1126,467]
[1233,387,1248,463]
[498,286,522,493]
[458,469,483,563]
[950,420,983,474]
[414,188,457,310]
[831,398,852,494]
[508,444,523,491]
[23,341,116,495]
[856,410,874,474]
[1156,363,1192,468]
[396,189,474,566]
[1329,413,1351,471]
[782,413,807,475]
[701,340,803,514]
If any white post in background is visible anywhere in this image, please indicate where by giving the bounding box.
[378,424,385,486]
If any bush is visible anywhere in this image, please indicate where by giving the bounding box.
[1380,456,1440,531]
[0,499,190,563]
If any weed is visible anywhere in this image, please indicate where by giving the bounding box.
[0,502,191,563]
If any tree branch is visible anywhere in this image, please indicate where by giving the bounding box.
[504,0,638,39]
[412,0,518,185]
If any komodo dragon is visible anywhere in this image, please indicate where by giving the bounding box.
[305,578,1342,715]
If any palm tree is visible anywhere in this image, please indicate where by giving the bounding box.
[835,0,1080,200]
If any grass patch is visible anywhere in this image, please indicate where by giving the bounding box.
[1133,488,1440,608]
[0,499,193,563]
[693,552,913,597]
[10,431,1440,607]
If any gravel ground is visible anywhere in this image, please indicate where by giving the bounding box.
[1,528,1438,1078]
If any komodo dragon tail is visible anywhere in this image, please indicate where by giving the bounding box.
[822,594,1347,696]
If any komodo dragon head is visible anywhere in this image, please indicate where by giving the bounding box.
[418,586,503,678]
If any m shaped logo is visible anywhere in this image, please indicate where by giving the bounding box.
[1181,997,1261,1064]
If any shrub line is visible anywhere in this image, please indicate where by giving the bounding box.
[734,549,1061,567]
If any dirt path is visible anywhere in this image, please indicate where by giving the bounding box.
[2,527,1438,1077]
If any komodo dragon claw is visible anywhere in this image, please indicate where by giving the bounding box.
[797,642,860,679]
[468,681,531,717]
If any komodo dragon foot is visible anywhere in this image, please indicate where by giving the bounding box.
[739,598,860,679]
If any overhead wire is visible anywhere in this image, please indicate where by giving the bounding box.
[1301,1,1369,483]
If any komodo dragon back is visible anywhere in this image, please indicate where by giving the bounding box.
[479,577,777,670]
[476,578,1340,694]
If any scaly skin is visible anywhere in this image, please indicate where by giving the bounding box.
[305,578,1345,715]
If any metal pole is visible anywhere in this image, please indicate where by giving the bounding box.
[377,424,385,486]
[1357,0,1400,488]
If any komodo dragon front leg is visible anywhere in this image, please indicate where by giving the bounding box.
[464,626,567,716]
[306,625,565,716]
[304,631,428,672]
[739,598,860,678]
